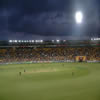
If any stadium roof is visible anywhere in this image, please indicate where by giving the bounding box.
[0,40,100,47]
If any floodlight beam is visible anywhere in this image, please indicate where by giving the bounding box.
[75,11,83,24]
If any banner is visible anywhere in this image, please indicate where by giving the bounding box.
[75,56,87,62]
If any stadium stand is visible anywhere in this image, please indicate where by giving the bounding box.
[0,47,100,63]
[0,40,100,63]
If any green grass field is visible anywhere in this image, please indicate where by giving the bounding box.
[0,63,100,100]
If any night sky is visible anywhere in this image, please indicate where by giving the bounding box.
[0,0,100,40]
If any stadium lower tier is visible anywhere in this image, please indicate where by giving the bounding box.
[0,47,100,63]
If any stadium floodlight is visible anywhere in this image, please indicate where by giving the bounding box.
[35,40,38,43]
[9,40,13,43]
[91,38,100,41]
[18,40,21,43]
[14,40,17,43]
[75,11,83,24]
[40,40,43,43]
[57,40,60,43]
[36,40,40,43]
[32,40,34,42]
[24,40,27,43]
[32,40,34,43]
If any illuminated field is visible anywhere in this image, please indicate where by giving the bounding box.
[0,63,100,100]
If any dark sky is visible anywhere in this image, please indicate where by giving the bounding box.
[0,0,100,40]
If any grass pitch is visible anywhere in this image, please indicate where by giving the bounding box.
[0,63,100,100]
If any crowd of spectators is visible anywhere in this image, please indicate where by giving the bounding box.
[0,47,100,63]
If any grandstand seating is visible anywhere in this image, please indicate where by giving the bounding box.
[0,47,100,62]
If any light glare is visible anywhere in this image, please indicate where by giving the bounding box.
[75,11,83,24]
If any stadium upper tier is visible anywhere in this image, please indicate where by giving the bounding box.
[0,40,100,47]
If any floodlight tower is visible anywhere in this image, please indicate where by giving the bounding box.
[75,11,83,24]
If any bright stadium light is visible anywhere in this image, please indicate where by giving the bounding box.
[32,40,34,43]
[9,40,13,43]
[57,40,60,43]
[14,40,17,43]
[24,40,27,43]
[18,40,21,43]
[40,40,43,43]
[75,11,83,24]
[35,40,38,43]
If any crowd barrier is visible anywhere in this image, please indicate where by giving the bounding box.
[0,60,100,65]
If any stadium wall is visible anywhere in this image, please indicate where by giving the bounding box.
[0,60,100,65]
